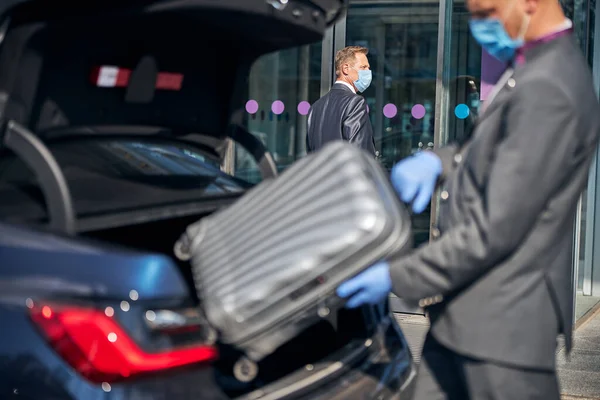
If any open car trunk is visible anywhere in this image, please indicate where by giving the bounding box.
[0,0,340,136]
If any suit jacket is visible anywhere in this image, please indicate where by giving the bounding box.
[388,34,600,370]
[306,83,375,155]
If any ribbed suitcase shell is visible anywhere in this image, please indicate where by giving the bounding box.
[176,141,412,361]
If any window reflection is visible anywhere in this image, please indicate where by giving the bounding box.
[240,43,323,183]
[347,4,439,172]
[346,1,440,248]
[446,3,483,146]
[448,75,480,145]
[0,138,246,193]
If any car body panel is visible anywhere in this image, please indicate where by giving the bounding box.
[0,223,188,301]
[0,297,415,400]
[0,304,230,400]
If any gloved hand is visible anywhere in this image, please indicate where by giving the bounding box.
[391,151,442,214]
[336,261,392,309]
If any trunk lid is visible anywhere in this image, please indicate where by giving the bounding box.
[0,0,346,138]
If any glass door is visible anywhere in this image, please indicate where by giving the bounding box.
[345,0,483,313]
[346,0,441,250]
[346,0,441,313]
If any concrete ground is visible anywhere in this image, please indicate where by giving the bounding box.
[576,295,600,321]
[557,303,600,399]
[394,305,600,400]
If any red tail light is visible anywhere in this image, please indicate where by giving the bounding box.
[90,65,184,90]
[29,303,218,383]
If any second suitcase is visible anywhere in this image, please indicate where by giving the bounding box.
[174,140,413,362]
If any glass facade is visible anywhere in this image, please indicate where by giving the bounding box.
[346,1,440,247]
[237,43,323,183]
[576,0,600,321]
[238,0,600,321]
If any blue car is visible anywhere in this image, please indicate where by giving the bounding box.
[0,0,416,399]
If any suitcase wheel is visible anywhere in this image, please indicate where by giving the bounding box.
[233,356,259,383]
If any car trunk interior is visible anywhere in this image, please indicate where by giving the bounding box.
[83,213,376,396]
[0,0,378,395]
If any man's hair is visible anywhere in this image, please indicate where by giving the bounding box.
[335,46,368,78]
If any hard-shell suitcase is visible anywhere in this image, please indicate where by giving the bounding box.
[174,140,412,363]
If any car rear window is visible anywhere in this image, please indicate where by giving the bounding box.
[0,137,251,223]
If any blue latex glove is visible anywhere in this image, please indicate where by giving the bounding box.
[391,151,442,214]
[336,261,392,309]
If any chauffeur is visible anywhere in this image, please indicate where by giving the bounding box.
[336,0,600,398]
[306,46,376,155]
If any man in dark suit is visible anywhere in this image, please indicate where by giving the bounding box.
[336,0,600,398]
[306,46,376,155]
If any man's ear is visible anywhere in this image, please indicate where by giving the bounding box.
[341,63,350,76]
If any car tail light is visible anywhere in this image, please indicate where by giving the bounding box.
[29,302,218,383]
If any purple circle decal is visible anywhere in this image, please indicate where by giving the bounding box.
[411,104,426,119]
[271,100,285,115]
[297,101,311,115]
[383,103,398,119]
[245,100,259,114]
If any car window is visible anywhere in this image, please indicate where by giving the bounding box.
[0,138,243,185]
[0,137,252,222]
[102,141,222,177]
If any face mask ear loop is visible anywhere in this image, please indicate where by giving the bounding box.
[517,14,531,41]
[503,0,530,41]
[341,64,355,87]
[351,66,362,86]
[502,0,518,22]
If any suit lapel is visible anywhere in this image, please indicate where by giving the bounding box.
[479,67,515,117]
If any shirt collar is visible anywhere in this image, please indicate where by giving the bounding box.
[335,80,356,94]
[515,19,573,66]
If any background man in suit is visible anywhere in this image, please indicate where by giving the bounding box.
[306,46,376,155]
[335,0,600,398]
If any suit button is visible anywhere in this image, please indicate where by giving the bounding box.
[453,153,463,164]
[431,227,441,239]
[434,295,443,303]
[419,298,433,307]
[441,190,449,200]
[540,208,552,219]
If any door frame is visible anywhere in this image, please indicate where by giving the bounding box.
[329,0,453,314]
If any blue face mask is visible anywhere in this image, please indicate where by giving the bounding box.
[354,69,372,93]
[469,17,527,63]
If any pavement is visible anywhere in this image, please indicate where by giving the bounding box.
[557,303,600,399]
[394,305,600,400]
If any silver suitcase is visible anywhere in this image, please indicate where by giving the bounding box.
[174,141,412,363]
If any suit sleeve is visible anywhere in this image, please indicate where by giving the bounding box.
[344,97,376,155]
[388,79,585,301]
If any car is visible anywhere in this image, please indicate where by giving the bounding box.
[0,0,417,399]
